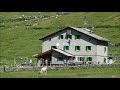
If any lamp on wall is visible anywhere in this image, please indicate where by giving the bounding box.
[56,43,60,48]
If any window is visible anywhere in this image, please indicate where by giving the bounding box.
[75,46,80,51]
[86,46,92,51]
[77,57,80,61]
[87,57,92,61]
[65,34,72,39]
[58,35,63,39]
[51,46,57,49]
[82,57,84,63]
[86,57,92,64]
[89,38,91,41]
[64,46,69,50]
[104,47,106,53]
[57,57,63,62]
[77,57,82,61]
[75,35,81,40]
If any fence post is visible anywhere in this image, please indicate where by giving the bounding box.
[14,57,16,71]
[3,65,6,72]
[50,61,51,67]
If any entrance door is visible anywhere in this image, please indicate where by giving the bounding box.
[82,57,84,64]
[104,58,106,64]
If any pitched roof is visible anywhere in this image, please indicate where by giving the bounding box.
[70,27,110,42]
[33,49,74,58]
[39,26,110,42]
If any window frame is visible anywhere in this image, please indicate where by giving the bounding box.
[75,46,80,51]
[104,58,106,63]
[64,46,69,50]
[57,57,63,62]
[51,46,57,49]
[86,46,92,51]
[58,35,64,39]
[88,37,91,41]
[87,57,92,61]
[75,35,81,40]
[104,47,106,53]
[65,34,72,39]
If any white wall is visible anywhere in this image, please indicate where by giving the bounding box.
[97,45,108,56]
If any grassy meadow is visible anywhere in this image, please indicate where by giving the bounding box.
[0,12,120,65]
[0,66,120,78]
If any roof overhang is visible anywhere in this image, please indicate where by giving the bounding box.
[33,49,75,59]
[33,49,52,59]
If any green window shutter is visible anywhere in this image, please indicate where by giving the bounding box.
[58,35,60,39]
[82,57,84,62]
[79,35,81,39]
[68,46,69,50]
[70,35,72,39]
[65,35,66,39]
[104,47,106,53]
[75,35,77,40]
[51,46,52,49]
[64,46,69,50]
[88,57,92,61]
[75,35,80,40]
[86,46,88,51]
[59,35,64,39]
[77,57,78,61]
[65,35,67,39]
[75,46,76,51]
[90,46,92,50]
[104,58,106,63]
[64,46,66,50]
[87,57,89,61]
[57,57,63,61]
[77,35,80,39]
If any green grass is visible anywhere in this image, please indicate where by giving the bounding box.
[0,12,120,65]
[0,66,120,78]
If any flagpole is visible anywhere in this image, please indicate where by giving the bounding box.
[84,16,87,28]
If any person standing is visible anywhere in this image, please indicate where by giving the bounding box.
[64,59,67,66]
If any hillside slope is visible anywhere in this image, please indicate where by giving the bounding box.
[0,12,120,64]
